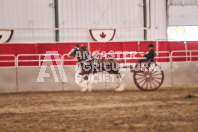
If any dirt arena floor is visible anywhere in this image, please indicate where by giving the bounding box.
[0,86,198,132]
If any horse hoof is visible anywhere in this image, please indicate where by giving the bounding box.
[116,83,120,88]
[81,88,87,92]
[88,89,92,92]
[115,88,124,92]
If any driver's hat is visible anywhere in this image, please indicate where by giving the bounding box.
[148,44,154,47]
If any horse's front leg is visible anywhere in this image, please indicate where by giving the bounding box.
[87,73,93,92]
[81,74,88,92]
[81,74,93,92]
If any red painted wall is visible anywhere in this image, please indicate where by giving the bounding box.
[0,41,198,66]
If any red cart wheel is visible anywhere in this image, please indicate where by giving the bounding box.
[133,63,164,91]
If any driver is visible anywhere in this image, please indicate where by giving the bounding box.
[137,44,155,66]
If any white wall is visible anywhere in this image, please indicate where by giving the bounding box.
[0,67,16,92]
[1,62,198,93]
[0,0,168,42]
[168,6,198,26]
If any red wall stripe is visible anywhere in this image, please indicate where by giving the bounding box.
[0,41,198,66]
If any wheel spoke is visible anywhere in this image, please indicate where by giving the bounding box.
[136,78,146,84]
[150,80,153,89]
[150,67,156,74]
[138,78,146,84]
[136,73,146,76]
[152,71,158,75]
[151,80,157,88]
[142,80,147,88]
[152,77,162,79]
[134,64,164,91]
[136,77,146,80]
[152,73,162,76]
[153,78,161,84]
[146,80,149,89]
[147,80,151,89]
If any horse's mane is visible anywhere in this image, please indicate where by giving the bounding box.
[79,46,91,60]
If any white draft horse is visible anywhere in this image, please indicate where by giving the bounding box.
[68,44,124,92]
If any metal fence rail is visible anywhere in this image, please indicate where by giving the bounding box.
[171,50,198,62]
[0,54,16,66]
[16,54,62,66]
[1,50,198,67]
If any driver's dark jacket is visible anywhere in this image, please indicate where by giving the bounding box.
[144,49,155,62]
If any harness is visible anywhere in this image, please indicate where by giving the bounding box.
[79,53,98,66]
[77,52,117,75]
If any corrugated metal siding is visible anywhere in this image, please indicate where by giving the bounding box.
[0,0,168,42]
[147,0,167,40]
[168,5,198,26]
[169,0,198,5]
[168,0,198,26]
[0,0,55,42]
[58,0,144,42]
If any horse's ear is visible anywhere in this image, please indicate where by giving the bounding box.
[76,44,79,47]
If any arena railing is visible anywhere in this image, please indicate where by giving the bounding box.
[62,54,78,65]
[169,50,198,86]
[0,54,16,67]
[170,50,198,62]
[99,52,145,64]
[62,51,170,66]
[1,50,198,67]
[146,51,171,62]
[16,54,62,67]
[189,50,198,61]
[62,52,148,66]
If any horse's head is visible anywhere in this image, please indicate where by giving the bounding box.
[68,44,88,59]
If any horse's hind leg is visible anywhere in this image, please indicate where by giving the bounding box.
[115,73,121,88]
[80,74,89,92]
[115,73,125,92]
[87,74,93,92]
[107,71,121,88]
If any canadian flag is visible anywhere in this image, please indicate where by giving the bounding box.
[89,29,116,42]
